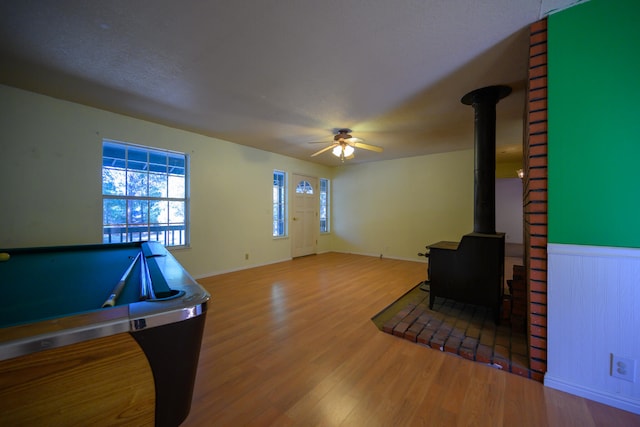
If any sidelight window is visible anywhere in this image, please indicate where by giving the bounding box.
[273,170,287,237]
[320,178,329,233]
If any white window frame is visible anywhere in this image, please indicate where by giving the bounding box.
[320,178,330,233]
[273,170,288,238]
[102,139,190,247]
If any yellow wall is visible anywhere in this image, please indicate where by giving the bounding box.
[0,85,332,277]
[1,84,508,275]
[331,151,474,260]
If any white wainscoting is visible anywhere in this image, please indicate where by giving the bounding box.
[546,244,640,414]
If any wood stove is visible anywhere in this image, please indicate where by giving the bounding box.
[425,85,511,322]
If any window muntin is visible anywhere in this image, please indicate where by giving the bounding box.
[102,140,189,247]
[295,180,314,194]
[273,170,287,237]
[320,178,329,233]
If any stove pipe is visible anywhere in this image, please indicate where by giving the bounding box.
[461,85,511,235]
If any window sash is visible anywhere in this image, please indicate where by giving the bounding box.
[273,170,287,237]
[102,140,189,247]
[320,178,329,233]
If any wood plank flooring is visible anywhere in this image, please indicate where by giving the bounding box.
[183,252,640,426]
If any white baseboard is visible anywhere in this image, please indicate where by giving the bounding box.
[194,251,427,280]
[332,250,427,264]
[545,374,640,415]
[194,257,292,279]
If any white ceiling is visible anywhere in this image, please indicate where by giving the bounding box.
[0,0,585,166]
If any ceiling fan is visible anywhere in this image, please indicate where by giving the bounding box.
[310,128,383,161]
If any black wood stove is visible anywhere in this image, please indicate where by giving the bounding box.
[423,85,511,322]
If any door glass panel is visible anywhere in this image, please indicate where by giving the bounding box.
[296,180,313,194]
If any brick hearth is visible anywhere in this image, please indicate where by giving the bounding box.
[380,287,533,380]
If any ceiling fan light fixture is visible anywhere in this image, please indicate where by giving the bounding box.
[343,145,354,157]
[331,144,355,158]
[311,128,380,160]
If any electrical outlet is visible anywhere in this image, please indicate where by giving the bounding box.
[245,253,249,260]
[611,354,637,382]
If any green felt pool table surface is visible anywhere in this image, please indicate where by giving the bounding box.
[0,242,172,328]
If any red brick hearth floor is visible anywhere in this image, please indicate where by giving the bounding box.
[379,286,532,380]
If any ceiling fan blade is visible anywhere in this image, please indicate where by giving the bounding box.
[310,144,337,157]
[352,141,383,153]
[345,153,355,160]
[344,137,363,144]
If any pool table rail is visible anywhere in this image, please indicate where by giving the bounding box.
[0,241,210,362]
[0,241,210,427]
[0,294,208,362]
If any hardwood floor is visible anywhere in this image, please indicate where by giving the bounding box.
[183,252,640,426]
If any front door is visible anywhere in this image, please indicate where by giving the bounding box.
[291,174,318,258]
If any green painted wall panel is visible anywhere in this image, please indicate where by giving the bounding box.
[548,0,640,247]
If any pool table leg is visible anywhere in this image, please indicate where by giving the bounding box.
[131,314,207,427]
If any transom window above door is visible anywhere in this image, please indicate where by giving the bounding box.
[295,180,314,194]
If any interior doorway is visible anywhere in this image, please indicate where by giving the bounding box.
[291,174,318,258]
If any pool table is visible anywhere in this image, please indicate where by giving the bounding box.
[0,241,210,427]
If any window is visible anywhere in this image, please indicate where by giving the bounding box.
[295,180,314,194]
[102,140,189,247]
[320,178,329,233]
[273,170,287,237]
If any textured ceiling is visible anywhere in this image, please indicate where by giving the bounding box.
[0,0,586,166]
